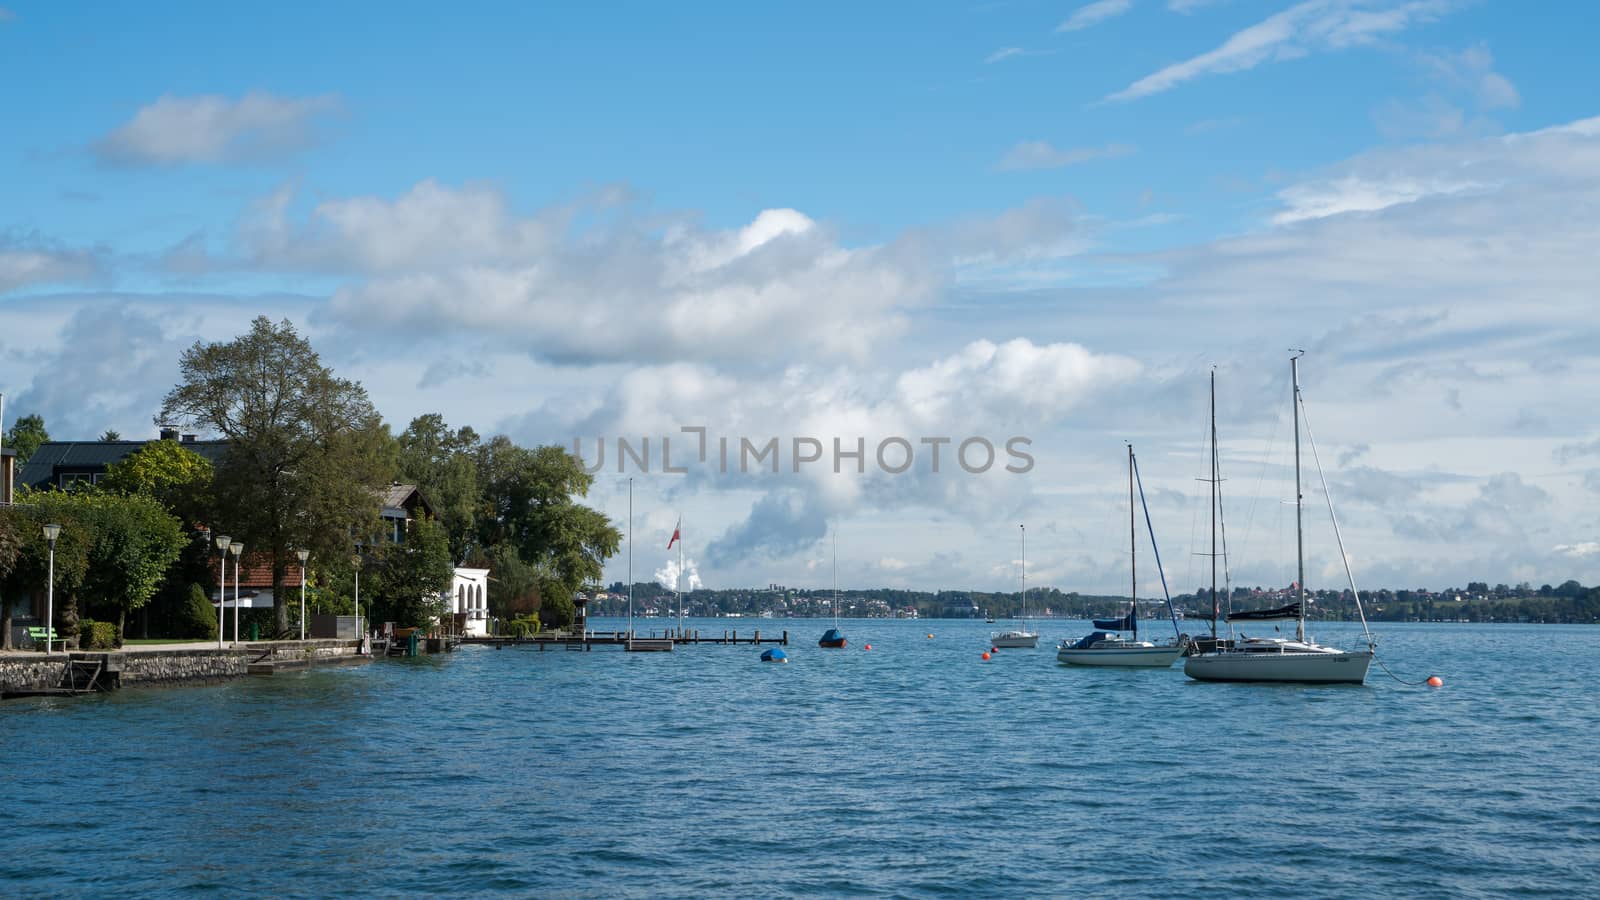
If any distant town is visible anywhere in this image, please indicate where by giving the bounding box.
[590,579,1600,625]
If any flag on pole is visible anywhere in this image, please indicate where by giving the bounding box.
[668,517,681,549]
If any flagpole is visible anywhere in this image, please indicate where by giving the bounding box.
[627,477,633,640]
[677,514,684,636]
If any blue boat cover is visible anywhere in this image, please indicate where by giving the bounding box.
[819,628,845,646]
[1228,602,1301,622]
[1069,631,1114,650]
[1093,612,1135,631]
[761,648,787,661]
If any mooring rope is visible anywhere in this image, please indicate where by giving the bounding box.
[1373,653,1432,686]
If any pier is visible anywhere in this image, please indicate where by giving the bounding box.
[462,629,789,651]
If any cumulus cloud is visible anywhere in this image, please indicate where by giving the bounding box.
[1107,0,1461,102]
[228,181,943,364]
[1057,0,1133,33]
[996,141,1135,172]
[92,92,341,166]
[654,555,704,591]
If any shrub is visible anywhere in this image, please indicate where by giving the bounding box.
[174,583,219,640]
[506,614,540,637]
[79,619,119,650]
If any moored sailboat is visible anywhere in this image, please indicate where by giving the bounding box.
[1057,445,1185,667]
[1184,353,1374,684]
[991,524,1039,648]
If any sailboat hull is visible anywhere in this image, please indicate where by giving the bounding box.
[991,631,1039,648]
[1184,648,1372,684]
[1057,644,1182,667]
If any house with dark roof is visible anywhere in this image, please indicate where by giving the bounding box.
[14,427,227,493]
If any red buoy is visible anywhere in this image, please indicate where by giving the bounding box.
[863,643,872,651]
[1426,676,1443,687]
[981,651,991,660]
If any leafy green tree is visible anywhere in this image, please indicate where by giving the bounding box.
[365,517,454,628]
[102,439,214,525]
[0,504,91,649]
[398,414,480,561]
[483,542,539,620]
[5,413,49,465]
[476,438,620,599]
[160,316,396,631]
[0,514,19,649]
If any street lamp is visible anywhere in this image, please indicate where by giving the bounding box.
[352,551,363,650]
[42,524,60,656]
[296,548,310,642]
[214,534,231,649]
[228,541,243,645]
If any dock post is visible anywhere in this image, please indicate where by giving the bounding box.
[782,630,788,645]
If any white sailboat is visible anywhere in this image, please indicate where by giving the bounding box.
[992,524,1039,648]
[1184,353,1374,684]
[1057,444,1184,667]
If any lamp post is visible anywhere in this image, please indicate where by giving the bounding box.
[352,551,363,649]
[214,534,231,649]
[229,541,243,645]
[42,524,60,656]
[296,548,310,641]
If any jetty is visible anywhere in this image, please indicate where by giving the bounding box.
[462,628,789,651]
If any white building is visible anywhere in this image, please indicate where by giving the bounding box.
[447,567,491,637]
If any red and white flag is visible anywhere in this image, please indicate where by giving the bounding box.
[668,517,681,550]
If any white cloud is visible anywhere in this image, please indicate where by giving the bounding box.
[654,555,704,591]
[0,241,101,293]
[985,47,1025,64]
[996,141,1135,171]
[1107,0,1460,102]
[92,92,341,165]
[229,181,944,365]
[1167,0,1221,12]
[1057,0,1133,33]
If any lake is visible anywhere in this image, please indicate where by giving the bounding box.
[2,619,1596,897]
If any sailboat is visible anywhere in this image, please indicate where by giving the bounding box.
[1057,445,1185,666]
[1184,353,1375,684]
[818,529,846,648]
[991,525,1039,648]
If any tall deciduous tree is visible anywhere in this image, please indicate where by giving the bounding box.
[475,438,620,599]
[102,439,214,524]
[397,414,480,561]
[160,316,395,631]
[5,413,50,465]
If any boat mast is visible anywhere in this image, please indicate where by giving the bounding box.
[1291,351,1306,643]
[1128,442,1137,641]
[1020,524,1026,626]
[1210,368,1218,640]
[832,527,839,628]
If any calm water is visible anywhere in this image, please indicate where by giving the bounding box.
[2,619,1597,898]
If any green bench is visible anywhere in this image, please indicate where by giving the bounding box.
[26,626,63,651]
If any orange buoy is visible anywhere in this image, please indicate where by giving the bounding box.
[1426,675,1443,687]
[927,633,934,639]
[981,651,991,660]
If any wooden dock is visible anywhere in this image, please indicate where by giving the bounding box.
[463,629,788,651]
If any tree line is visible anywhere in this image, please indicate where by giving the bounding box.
[1,316,619,648]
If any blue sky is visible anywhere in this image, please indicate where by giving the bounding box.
[4,1,1599,596]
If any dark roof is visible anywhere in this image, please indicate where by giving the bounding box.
[16,439,229,491]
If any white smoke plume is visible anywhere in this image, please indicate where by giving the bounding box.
[654,556,704,592]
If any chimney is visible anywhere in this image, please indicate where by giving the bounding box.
[158,426,179,441]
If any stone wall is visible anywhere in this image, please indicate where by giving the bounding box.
[1,640,362,695]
